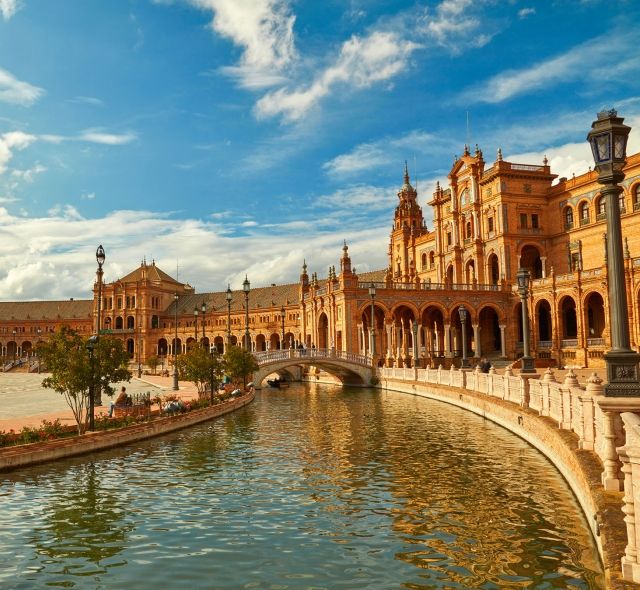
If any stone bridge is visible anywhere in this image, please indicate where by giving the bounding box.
[252,348,374,389]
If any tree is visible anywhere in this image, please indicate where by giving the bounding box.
[223,345,258,389]
[175,347,224,400]
[146,354,160,375]
[38,328,131,433]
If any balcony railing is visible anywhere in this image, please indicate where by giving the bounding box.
[564,222,574,231]
[561,339,578,348]
[587,338,606,346]
[537,340,552,349]
[357,281,504,292]
[579,217,590,226]
[596,212,606,222]
[634,201,640,212]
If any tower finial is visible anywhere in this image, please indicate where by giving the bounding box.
[497,147,503,162]
[404,160,409,184]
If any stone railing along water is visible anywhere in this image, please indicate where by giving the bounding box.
[380,364,640,586]
[254,348,372,367]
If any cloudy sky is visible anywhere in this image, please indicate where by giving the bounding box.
[1,0,639,300]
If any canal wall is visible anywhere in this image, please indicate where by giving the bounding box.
[380,367,636,589]
[0,391,254,472]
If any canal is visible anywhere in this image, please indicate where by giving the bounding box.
[0,383,603,589]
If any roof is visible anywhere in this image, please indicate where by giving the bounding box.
[0,299,92,322]
[357,269,387,283]
[116,261,183,286]
[170,282,301,315]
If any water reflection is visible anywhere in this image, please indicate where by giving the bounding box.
[0,384,603,589]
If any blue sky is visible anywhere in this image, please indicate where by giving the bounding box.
[1,0,639,300]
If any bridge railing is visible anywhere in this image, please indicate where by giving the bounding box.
[380,364,640,585]
[253,348,372,367]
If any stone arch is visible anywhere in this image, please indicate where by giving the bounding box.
[446,264,454,284]
[157,338,168,356]
[213,336,224,354]
[421,252,427,269]
[126,315,135,329]
[632,183,640,210]
[595,193,606,220]
[578,200,590,225]
[535,299,553,343]
[478,305,502,356]
[465,258,475,283]
[421,305,445,357]
[126,338,134,358]
[171,337,182,355]
[360,301,385,357]
[487,253,500,285]
[520,244,543,279]
[115,316,123,329]
[270,333,280,350]
[391,304,418,365]
[284,332,295,349]
[151,315,159,329]
[559,296,578,340]
[317,313,329,349]
[186,337,197,351]
[429,251,435,268]
[563,205,574,230]
[584,291,605,339]
[22,341,32,355]
[255,334,266,352]
[201,336,210,351]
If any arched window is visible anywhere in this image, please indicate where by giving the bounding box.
[596,195,606,220]
[421,252,427,269]
[579,202,589,225]
[619,193,626,214]
[126,316,135,329]
[564,206,573,230]
[634,185,640,211]
[429,251,435,269]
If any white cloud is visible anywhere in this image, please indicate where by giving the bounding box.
[314,184,397,211]
[256,31,421,122]
[40,129,137,145]
[459,31,637,104]
[518,7,535,19]
[10,162,46,183]
[0,67,44,106]
[0,207,390,300]
[68,96,104,107]
[0,0,20,21]
[0,131,36,174]
[191,0,296,89]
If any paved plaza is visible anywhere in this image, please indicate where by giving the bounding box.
[0,373,196,431]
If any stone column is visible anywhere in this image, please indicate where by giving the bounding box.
[499,324,506,357]
[434,325,440,356]
[473,324,481,358]
[540,256,547,278]
[444,323,451,357]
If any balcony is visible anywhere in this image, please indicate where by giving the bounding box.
[561,339,578,348]
[538,340,552,349]
[564,222,573,231]
[579,217,590,227]
[596,212,606,222]
[634,201,640,212]
[587,338,605,347]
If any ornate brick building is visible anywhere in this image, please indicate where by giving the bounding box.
[1,147,639,372]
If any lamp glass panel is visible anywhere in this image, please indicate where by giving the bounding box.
[595,133,611,163]
[614,135,627,159]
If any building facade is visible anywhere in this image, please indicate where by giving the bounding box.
[1,148,639,373]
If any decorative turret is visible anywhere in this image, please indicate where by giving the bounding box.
[300,259,309,286]
[340,240,352,275]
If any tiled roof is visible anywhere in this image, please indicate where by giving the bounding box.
[357,269,387,282]
[116,262,183,285]
[0,299,92,321]
[170,282,301,315]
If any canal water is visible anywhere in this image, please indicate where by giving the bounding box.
[0,383,604,589]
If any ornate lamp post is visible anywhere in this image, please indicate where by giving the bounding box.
[368,283,376,359]
[94,245,105,405]
[587,109,638,395]
[12,328,16,362]
[412,321,419,368]
[173,292,179,390]
[86,335,98,431]
[281,306,286,350]
[193,306,198,346]
[36,327,41,373]
[243,276,250,350]
[516,268,536,373]
[201,302,207,348]
[226,284,232,350]
[137,325,142,378]
[458,306,470,368]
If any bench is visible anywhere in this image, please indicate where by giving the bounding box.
[113,404,148,418]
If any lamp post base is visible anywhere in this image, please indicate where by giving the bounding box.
[604,350,640,396]
[173,371,179,391]
[520,355,536,373]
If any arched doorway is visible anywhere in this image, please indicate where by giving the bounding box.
[157,338,168,356]
[536,299,553,343]
[171,337,182,355]
[255,334,266,351]
[560,297,578,341]
[520,245,543,279]
[126,338,134,358]
[186,337,196,351]
[270,333,280,350]
[487,253,499,285]
[421,306,445,358]
[446,265,454,285]
[201,336,210,351]
[478,306,501,356]
[465,259,475,283]
[127,316,135,329]
[115,316,123,329]
[585,292,605,340]
[284,332,295,349]
[392,305,417,366]
[317,313,329,349]
[214,336,224,354]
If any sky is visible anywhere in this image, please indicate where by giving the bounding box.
[0,0,639,301]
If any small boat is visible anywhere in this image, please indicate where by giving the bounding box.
[267,379,281,388]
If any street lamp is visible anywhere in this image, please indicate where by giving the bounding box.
[516,268,536,373]
[86,335,98,431]
[193,306,198,345]
[94,245,105,405]
[173,292,179,390]
[12,328,16,362]
[137,325,142,378]
[458,306,470,368]
[368,283,376,359]
[243,275,250,350]
[226,284,232,350]
[36,327,41,373]
[587,109,638,395]
[201,301,207,348]
[281,306,286,350]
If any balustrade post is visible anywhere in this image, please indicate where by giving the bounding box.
[540,367,556,416]
[600,408,625,492]
[619,412,640,583]
[579,373,602,450]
